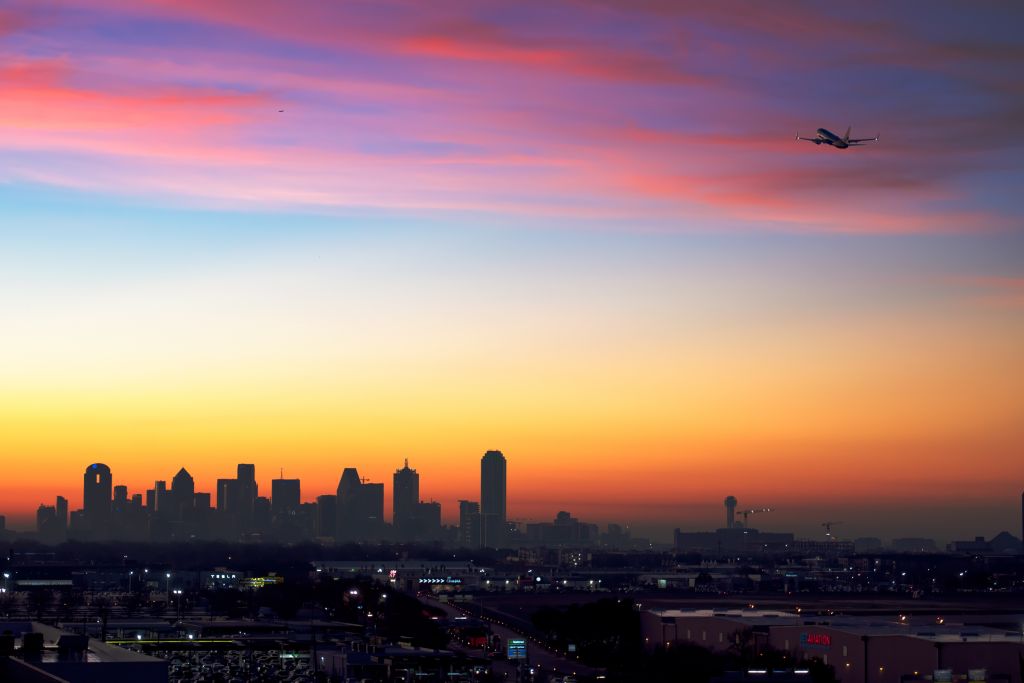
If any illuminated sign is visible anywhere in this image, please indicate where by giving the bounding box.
[241,576,283,589]
[799,633,831,650]
[508,639,527,660]
[418,577,463,585]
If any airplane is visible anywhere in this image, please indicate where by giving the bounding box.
[796,126,877,149]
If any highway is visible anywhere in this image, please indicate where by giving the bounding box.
[424,594,604,681]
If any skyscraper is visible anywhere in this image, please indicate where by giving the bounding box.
[171,468,195,520]
[336,468,363,541]
[481,450,507,548]
[336,468,384,542]
[236,463,257,521]
[417,501,442,540]
[271,478,301,518]
[362,482,385,534]
[113,485,129,515]
[55,495,68,535]
[154,480,168,515]
[459,500,481,548]
[393,460,420,539]
[83,463,112,532]
[316,494,337,539]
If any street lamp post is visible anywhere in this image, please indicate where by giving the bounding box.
[173,589,183,621]
[128,570,134,593]
[165,572,171,595]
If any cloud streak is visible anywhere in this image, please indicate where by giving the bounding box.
[0,0,1020,233]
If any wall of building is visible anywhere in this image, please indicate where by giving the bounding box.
[644,615,1024,683]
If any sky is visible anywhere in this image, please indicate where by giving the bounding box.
[1,0,1022,543]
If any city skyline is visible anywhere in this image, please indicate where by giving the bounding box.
[3,454,1021,547]
[1,2,1022,545]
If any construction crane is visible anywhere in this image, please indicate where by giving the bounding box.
[738,507,772,528]
[822,521,843,539]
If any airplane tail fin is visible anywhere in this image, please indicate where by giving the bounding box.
[844,126,851,143]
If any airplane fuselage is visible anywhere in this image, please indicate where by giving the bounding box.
[797,126,876,149]
[814,128,848,148]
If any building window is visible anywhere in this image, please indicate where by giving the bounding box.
[686,630,691,639]
[702,631,707,641]
[719,633,724,643]
[842,645,848,657]
[784,640,789,649]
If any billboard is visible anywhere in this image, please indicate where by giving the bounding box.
[508,639,527,660]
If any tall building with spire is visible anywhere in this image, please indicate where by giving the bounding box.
[481,450,507,548]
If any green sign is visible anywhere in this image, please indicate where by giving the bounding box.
[508,639,527,660]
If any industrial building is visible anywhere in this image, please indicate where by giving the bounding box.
[641,608,1024,683]
[0,621,167,683]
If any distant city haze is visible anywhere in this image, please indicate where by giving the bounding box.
[0,2,1021,544]
[2,453,1019,545]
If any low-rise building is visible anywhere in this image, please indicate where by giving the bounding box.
[641,609,1024,683]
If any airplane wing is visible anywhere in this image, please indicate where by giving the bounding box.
[795,135,820,143]
[847,136,878,143]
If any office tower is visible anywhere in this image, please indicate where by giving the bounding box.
[336,468,362,541]
[393,460,420,539]
[113,485,129,515]
[253,496,272,532]
[216,479,236,512]
[83,463,112,531]
[459,500,481,548]
[271,478,301,518]
[171,468,195,518]
[37,504,56,533]
[725,496,738,529]
[362,482,385,530]
[145,489,156,511]
[130,494,143,509]
[336,468,384,542]
[480,450,507,548]
[55,496,68,533]
[417,501,442,541]
[191,492,212,541]
[316,495,337,538]
[154,480,168,514]
[235,463,257,523]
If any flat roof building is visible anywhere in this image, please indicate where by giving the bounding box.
[642,609,1024,683]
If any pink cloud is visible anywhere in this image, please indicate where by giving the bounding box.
[1,0,1017,234]
[0,57,268,133]
[398,19,703,85]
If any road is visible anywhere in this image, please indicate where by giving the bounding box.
[424,595,604,681]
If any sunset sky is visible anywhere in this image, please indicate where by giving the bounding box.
[1,1,1022,542]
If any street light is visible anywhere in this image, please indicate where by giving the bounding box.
[128,570,134,593]
[165,572,171,594]
[173,589,183,621]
